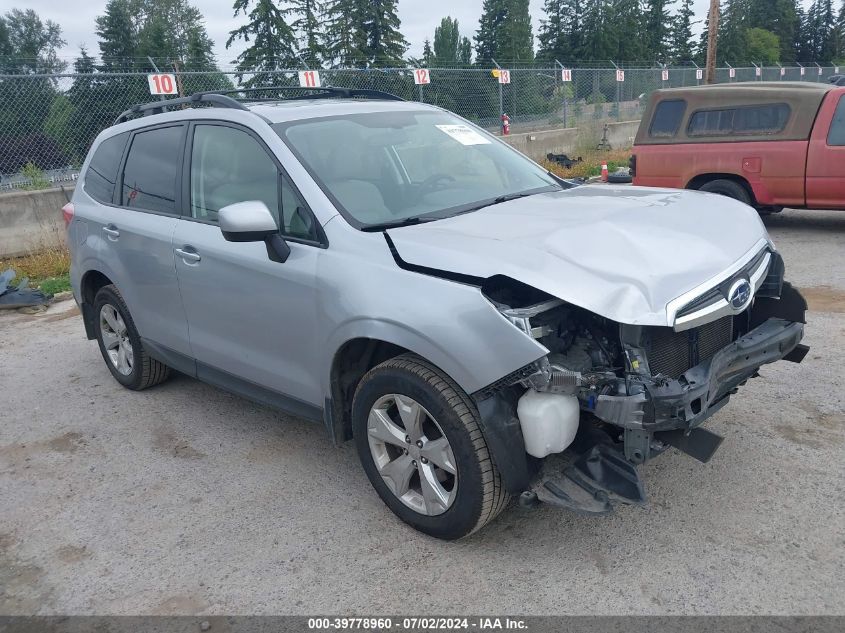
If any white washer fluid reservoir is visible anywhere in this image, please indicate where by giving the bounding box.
[516,389,580,458]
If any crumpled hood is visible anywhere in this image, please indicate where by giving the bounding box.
[387,185,770,326]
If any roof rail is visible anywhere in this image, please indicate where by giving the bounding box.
[198,86,405,102]
[113,93,248,125]
[113,85,405,125]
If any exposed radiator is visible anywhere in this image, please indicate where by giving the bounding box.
[645,316,734,379]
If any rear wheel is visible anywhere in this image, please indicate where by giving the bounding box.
[698,179,752,206]
[352,355,509,539]
[93,285,170,390]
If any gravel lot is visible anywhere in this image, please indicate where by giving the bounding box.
[1,208,843,616]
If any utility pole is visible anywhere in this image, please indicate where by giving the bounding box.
[705,0,720,84]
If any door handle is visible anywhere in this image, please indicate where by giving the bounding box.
[102,225,120,239]
[175,248,201,264]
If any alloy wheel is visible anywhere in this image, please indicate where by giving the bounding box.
[367,394,458,516]
[99,304,134,376]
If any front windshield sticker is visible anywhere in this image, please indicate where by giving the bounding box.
[435,124,491,146]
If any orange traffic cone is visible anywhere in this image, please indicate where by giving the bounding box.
[600,163,609,182]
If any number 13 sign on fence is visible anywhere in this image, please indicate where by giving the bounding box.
[414,69,431,85]
[147,74,177,95]
[498,70,511,84]
[298,70,321,88]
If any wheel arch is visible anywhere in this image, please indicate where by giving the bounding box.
[79,268,115,339]
[686,173,757,205]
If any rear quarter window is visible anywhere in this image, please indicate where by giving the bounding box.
[688,103,791,137]
[83,132,129,203]
[649,100,686,138]
[827,96,845,146]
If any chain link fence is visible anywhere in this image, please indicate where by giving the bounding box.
[0,63,841,189]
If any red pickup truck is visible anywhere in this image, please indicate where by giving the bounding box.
[630,82,845,212]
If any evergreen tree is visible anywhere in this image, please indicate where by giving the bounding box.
[459,37,473,64]
[422,38,433,66]
[137,0,216,70]
[538,0,583,62]
[359,0,408,67]
[747,0,799,62]
[227,0,297,83]
[837,0,845,60]
[670,0,696,62]
[643,0,675,62]
[613,0,646,62]
[323,0,366,67]
[580,0,614,61]
[718,0,752,62]
[95,0,137,72]
[290,0,324,67]
[433,17,461,64]
[475,0,533,63]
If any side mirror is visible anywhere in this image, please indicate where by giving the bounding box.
[218,201,290,263]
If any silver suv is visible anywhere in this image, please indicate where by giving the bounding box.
[68,88,808,539]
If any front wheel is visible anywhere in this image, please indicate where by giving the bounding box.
[352,355,509,539]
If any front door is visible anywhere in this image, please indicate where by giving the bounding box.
[173,122,325,414]
[806,92,845,209]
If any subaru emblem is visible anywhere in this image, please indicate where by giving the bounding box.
[728,279,752,311]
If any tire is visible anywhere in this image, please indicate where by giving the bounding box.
[698,179,752,206]
[352,354,510,539]
[607,171,633,184]
[93,285,170,390]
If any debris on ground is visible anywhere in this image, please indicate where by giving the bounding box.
[0,268,53,310]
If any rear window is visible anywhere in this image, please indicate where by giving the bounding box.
[828,96,845,146]
[83,132,128,204]
[687,103,791,137]
[649,100,686,137]
[120,126,183,214]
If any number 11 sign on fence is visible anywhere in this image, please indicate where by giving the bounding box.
[298,70,321,88]
[147,74,177,95]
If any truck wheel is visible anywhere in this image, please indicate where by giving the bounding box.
[93,285,170,390]
[699,179,752,206]
[352,354,510,539]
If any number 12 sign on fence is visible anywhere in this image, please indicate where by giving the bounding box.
[414,69,431,85]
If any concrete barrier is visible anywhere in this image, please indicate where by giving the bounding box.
[0,186,71,258]
[502,120,640,162]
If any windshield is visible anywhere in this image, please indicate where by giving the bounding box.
[274,110,560,229]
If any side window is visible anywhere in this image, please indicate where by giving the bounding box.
[84,132,128,203]
[828,96,845,146]
[121,127,182,213]
[649,100,686,138]
[688,104,790,137]
[190,124,319,241]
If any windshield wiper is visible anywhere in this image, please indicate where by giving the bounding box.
[457,189,553,215]
[361,215,442,232]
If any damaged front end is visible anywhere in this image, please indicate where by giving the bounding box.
[473,251,807,515]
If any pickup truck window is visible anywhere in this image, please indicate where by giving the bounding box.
[649,100,686,138]
[828,96,845,146]
[688,103,791,137]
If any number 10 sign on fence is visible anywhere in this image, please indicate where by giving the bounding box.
[147,74,177,95]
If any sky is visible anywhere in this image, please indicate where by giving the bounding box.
[10,0,812,67]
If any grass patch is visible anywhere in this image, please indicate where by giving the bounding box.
[544,148,633,180]
[37,275,71,295]
[0,244,71,294]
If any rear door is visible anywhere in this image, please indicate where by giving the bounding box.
[806,91,845,209]
[172,121,324,414]
[92,124,191,356]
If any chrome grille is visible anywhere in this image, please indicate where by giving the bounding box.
[645,316,734,379]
